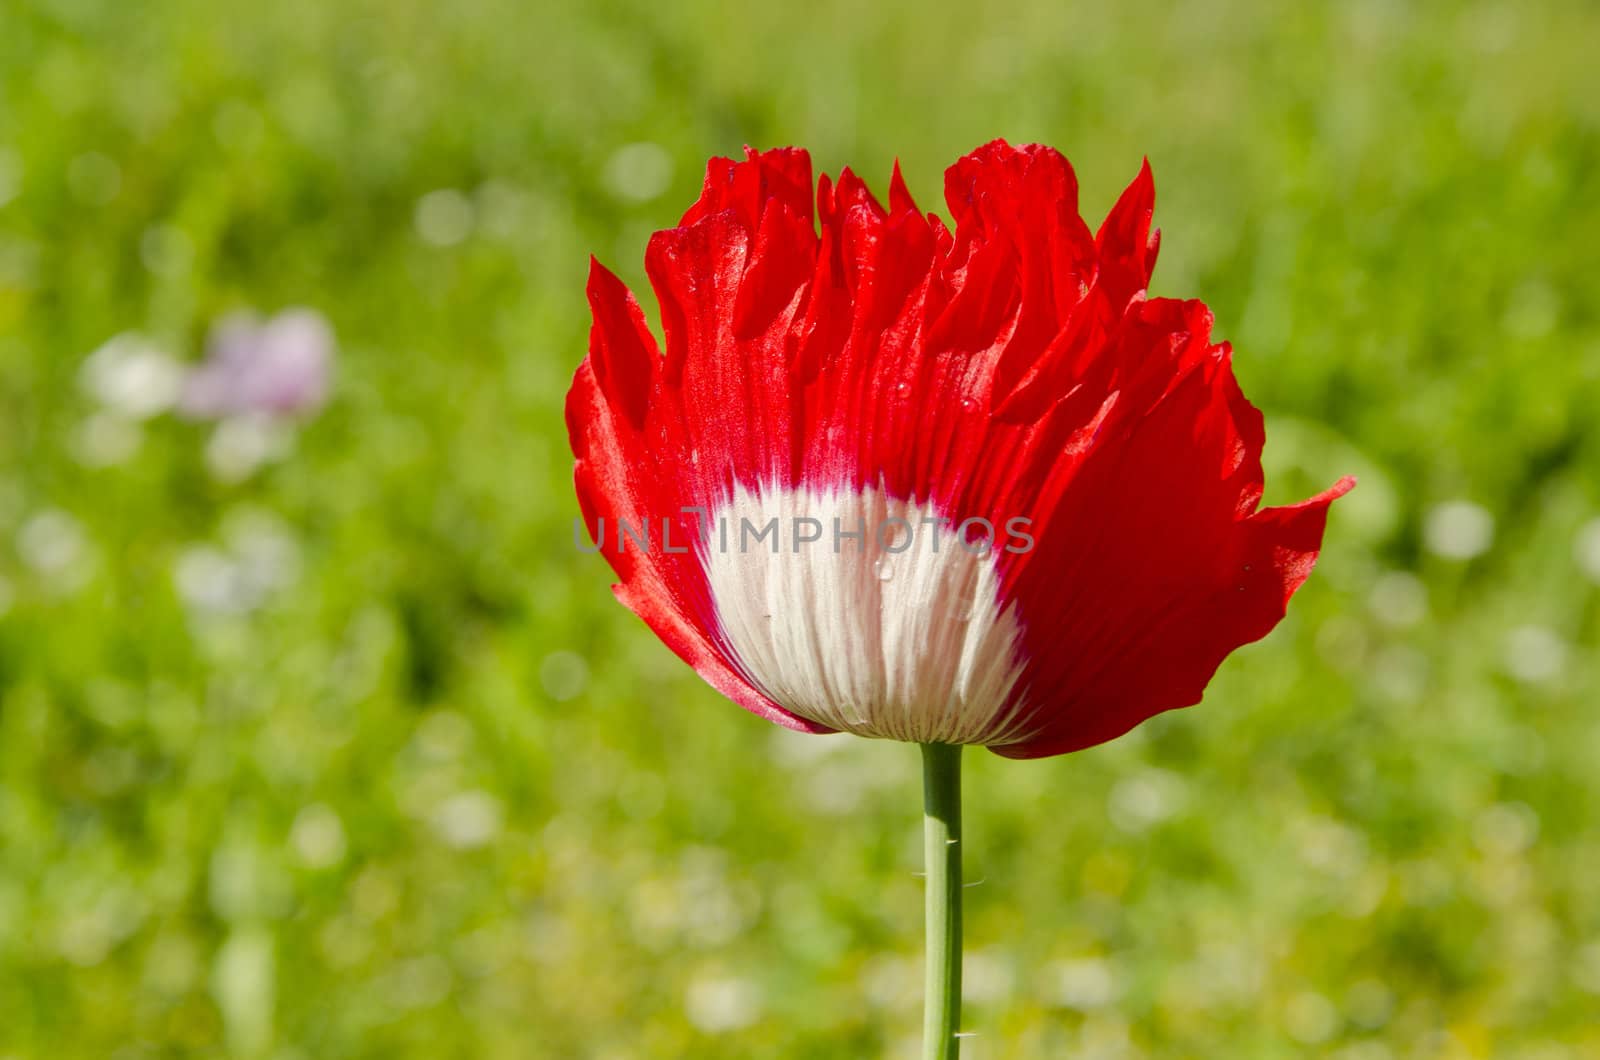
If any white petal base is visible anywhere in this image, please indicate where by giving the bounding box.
[702,482,1033,745]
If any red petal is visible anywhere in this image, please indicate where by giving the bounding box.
[584,259,658,430]
[680,146,814,232]
[987,309,1352,756]
[993,477,1353,758]
[1096,158,1159,311]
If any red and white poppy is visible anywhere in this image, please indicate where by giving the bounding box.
[568,140,1352,758]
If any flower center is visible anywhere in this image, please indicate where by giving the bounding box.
[701,482,1034,745]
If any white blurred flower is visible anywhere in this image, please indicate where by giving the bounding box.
[1077,1014,1135,1057]
[67,152,121,205]
[414,188,475,246]
[604,142,674,203]
[384,955,452,1010]
[205,415,296,483]
[769,726,853,765]
[1574,518,1600,583]
[539,649,590,701]
[960,947,1011,1011]
[1503,279,1559,340]
[223,508,302,596]
[175,546,251,616]
[475,180,529,240]
[182,309,334,420]
[1108,769,1187,833]
[1576,939,1600,995]
[1330,1043,1394,1060]
[144,931,203,996]
[415,710,473,762]
[1367,570,1427,628]
[1372,645,1429,703]
[140,224,194,276]
[80,333,185,419]
[803,759,873,816]
[1472,802,1539,857]
[1049,957,1122,1010]
[1423,500,1493,560]
[212,927,275,1056]
[1294,816,1368,878]
[685,973,761,1033]
[629,874,687,950]
[678,848,759,948]
[174,510,302,617]
[1502,625,1567,685]
[72,411,144,467]
[1344,978,1395,1029]
[17,509,89,579]
[290,804,347,869]
[0,147,20,207]
[56,885,148,967]
[862,955,920,1010]
[1315,615,1369,672]
[431,790,502,849]
[1283,990,1340,1045]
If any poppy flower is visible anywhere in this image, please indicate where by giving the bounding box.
[567,140,1352,759]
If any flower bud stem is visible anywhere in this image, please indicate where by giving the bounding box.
[920,742,963,1060]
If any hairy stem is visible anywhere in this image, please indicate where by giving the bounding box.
[920,742,963,1060]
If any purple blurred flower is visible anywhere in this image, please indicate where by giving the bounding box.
[180,309,334,419]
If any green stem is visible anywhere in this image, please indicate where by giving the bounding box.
[920,742,963,1060]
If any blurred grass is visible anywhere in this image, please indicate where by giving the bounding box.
[2,0,1599,1056]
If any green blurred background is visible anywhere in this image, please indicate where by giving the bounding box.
[2,0,1598,1056]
